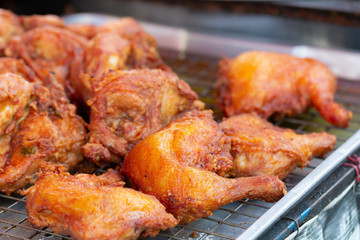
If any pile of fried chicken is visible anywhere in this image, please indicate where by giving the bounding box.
[0,8,349,240]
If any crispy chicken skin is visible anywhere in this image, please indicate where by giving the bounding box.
[122,110,286,224]
[4,26,87,102]
[24,163,178,240]
[0,73,86,194]
[75,32,131,102]
[76,18,170,104]
[19,14,65,30]
[220,113,336,179]
[216,51,352,128]
[85,32,131,79]
[0,73,32,136]
[0,9,23,53]
[0,57,40,83]
[82,69,204,164]
[98,18,167,70]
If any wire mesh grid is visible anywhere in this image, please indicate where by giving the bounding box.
[0,48,359,240]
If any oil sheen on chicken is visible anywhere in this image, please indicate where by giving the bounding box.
[24,163,178,240]
[123,110,286,224]
[82,69,204,164]
[216,51,352,128]
[220,113,336,179]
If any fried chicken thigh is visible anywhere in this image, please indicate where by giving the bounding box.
[216,51,352,128]
[82,69,204,164]
[24,163,178,240]
[4,26,87,102]
[220,113,336,179]
[122,110,286,223]
[0,73,86,194]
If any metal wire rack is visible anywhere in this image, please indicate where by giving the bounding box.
[0,48,359,240]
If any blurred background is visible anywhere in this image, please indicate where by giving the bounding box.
[1,0,360,51]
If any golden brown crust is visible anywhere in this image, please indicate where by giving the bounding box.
[83,69,203,164]
[76,32,131,102]
[220,113,336,179]
[24,163,178,240]
[72,18,172,106]
[0,73,86,194]
[123,110,286,224]
[0,57,40,83]
[4,26,87,104]
[97,18,168,70]
[216,51,352,128]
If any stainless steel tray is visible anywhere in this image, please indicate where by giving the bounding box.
[0,13,359,240]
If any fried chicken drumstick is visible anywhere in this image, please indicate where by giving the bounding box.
[220,113,336,179]
[24,163,178,240]
[123,110,286,224]
[82,69,204,164]
[0,73,86,194]
[216,51,352,128]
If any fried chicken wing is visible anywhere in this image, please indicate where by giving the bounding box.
[82,69,204,164]
[0,73,86,194]
[216,51,352,128]
[24,163,178,240]
[19,14,65,30]
[0,9,23,54]
[220,113,336,179]
[0,57,40,83]
[122,110,286,223]
[4,26,86,102]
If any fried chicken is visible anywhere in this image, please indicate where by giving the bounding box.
[216,51,352,128]
[75,32,131,102]
[24,163,178,240]
[220,113,336,179]
[0,57,40,83]
[0,9,23,54]
[82,69,204,164]
[4,26,87,103]
[0,73,86,194]
[122,110,286,224]
[19,14,65,30]
[97,18,164,70]
[76,18,170,104]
